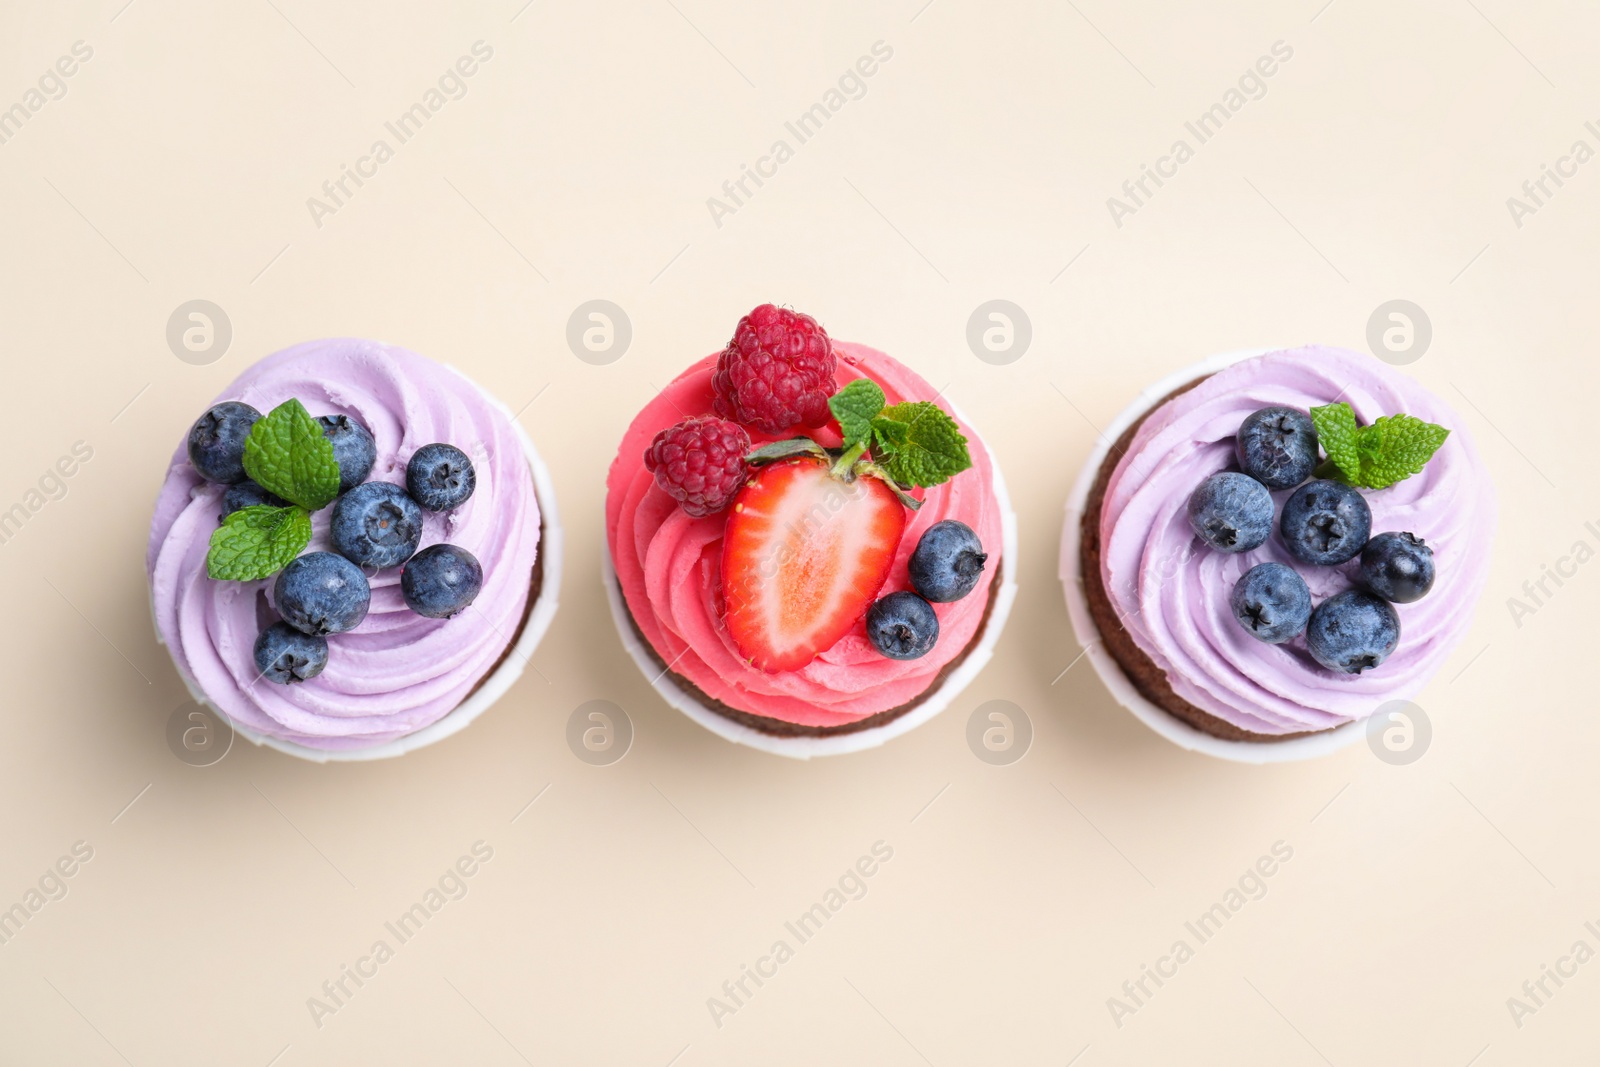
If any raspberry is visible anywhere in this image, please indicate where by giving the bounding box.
[711,304,837,435]
[643,416,751,518]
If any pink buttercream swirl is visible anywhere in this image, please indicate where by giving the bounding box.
[605,343,1003,729]
[147,339,540,750]
[1097,346,1495,735]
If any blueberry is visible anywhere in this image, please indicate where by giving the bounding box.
[317,414,377,492]
[186,401,261,484]
[219,480,288,522]
[1229,562,1312,644]
[253,620,329,684]
[1361,531,1436,603]
[406,443,476,511]
[1236,406,1319,489]
[401,544,484,619]
[1306,589,1400,674]
[1280,480,1372,566]
[1187,471,1273,553]
[273,552,370,636]
[866,591,939,660]
[330,481,423,568]
[908,520,987,603]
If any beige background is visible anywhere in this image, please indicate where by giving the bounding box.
[1,0,1595,1063]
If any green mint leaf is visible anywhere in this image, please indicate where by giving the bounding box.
[242,398,341,511]
[1307,402,1449,489]
[1353,414,1450,489]
[870,413,908,451]
[868,401,972,488]
[828,378,886,452]
[1310,402,1360,484]
[206,505,312,581]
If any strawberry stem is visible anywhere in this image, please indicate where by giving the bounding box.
[749,438,920,511]
[856,460,923,511]
[747,437,830,467]
[829,441,868,480]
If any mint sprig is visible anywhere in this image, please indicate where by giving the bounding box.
[1309,401,1449,490]
[1354,413,1451,488]
[829,378,886,453]
[206,505,312,581]
[242,398,341,511]
[870,401,971,488]
[824,382,971,489]
[748,381,974,510]
[206,397,342,581]
[1309,402,1361,484]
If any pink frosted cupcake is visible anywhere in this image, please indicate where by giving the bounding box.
[605,305,1016,758]
[148,339,561,761]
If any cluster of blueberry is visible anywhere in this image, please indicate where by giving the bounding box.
[866,520,989,661]
[185,402,485,686]
[1186,407,1437,675]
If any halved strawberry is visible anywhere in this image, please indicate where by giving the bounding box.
[720,458,906,672]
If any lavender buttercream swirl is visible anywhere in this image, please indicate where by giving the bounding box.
[147,339,540,750]
[1098,346,1495,735]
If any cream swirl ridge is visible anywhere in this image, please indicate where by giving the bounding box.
[605,343,1003,729]
[147,339,541,750]
[1097,346,1495,735]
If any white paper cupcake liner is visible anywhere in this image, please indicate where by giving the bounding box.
[1059,347,1364,764]
[605,407,1018,759]
[152,361,563,763]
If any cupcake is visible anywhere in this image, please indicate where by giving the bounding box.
[1062,346,1494,761]
[605,305,1016,757]
[148,338,561,761]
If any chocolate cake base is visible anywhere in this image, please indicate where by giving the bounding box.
[618,560,1003,739]
[1078,379,1316,744]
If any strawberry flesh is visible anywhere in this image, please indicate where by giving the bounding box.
[721,458,906,672]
